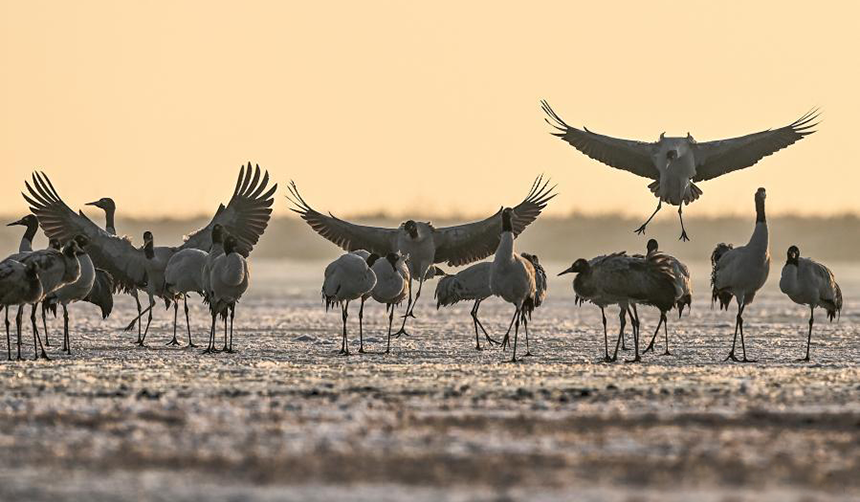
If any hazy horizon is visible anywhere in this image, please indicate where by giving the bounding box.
[3,212,857,264]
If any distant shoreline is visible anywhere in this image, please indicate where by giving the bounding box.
[3,214,857,263]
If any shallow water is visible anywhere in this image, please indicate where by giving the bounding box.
[0,259,858,501]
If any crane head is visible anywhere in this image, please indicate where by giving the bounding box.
[73,234,90,254]
[85,198,116,211]
[402,220,419,239]
[558,258,589,276]
[646,239,659,255]
[7,214,38,228]
[786,245,800,265]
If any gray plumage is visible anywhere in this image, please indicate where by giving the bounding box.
[490,209,538,362]
[204,235,249,354]
[642,239,692,356]
[520,252,547,319]
[543,101,817,240]
[435,262,493,308]
[560,251,679,362]
[367,252,410,354]
[163,247,208,347]
[321,251,377,356]
[0,260,42,361]
[42,235,97,354]
[710,243,734,310]
[14,241,82,360]
[434,261,498,350]
[779,245,843,362]
[710,188,771,363]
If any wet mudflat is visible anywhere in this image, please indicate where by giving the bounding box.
[0,260,858,501]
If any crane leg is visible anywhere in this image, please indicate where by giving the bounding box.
[472,300,501,345]
[393,298,412,339]
[472,300,483,351]
[133,291,143,343]
[166,301,181,346]
[30,304,49,360]
[678,204,690,242]
[42,302,50,347]
[737,304,755,363]
[138,296,154,347]
[62,304,70,354]
[798,306,814,362]
[500,306,519,351]
[221,315,228,352]
[644,313,663,354]
[634,200,662,236]
[725,305,742,362]
[404,277,425,319]
[358,298,366,354]
[508,310,521,363]
[385,305,395,354]
[601,307,611,362]
[625,305,641,363]
[340,301,350,356]
[662,313,671,356]
[183,295,196,348]
[610,307,626,362]
[16,306,24,360]
[202,310,217,354]
[620,305,631,351]
[522,313,532,357]
[4,307,9,361]
[226,304,235,353]
[401,278,413,318]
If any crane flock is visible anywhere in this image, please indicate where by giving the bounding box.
[0,103,845,364]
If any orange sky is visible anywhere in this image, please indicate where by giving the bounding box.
[1,2,857,220]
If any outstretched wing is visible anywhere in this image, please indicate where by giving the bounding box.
[286,181,398,255]
[180,162,278,257]
[692,110,819,182]
[432,176,556,267]
[542,100,659,180]
[23,172,148,293]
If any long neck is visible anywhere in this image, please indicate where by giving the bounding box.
[19,222,37,253]
[104,207,116,235]
[747,199,768,251]
[494,231,515,264]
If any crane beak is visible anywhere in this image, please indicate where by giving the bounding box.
[85,201,99,207]
[558,266,574,276]
[6,218,25,227]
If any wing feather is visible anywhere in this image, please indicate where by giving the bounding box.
[24,172,147,293]
[180,162,277,257]
[286,181,398,255]
[432,176,556,267]
[693,110,819,181]
[542,100,658,180]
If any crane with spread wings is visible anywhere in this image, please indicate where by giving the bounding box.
[542,101,818,241]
